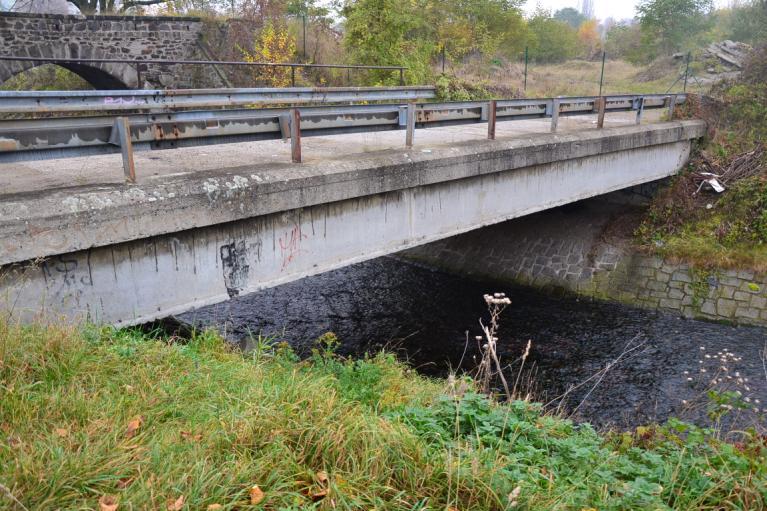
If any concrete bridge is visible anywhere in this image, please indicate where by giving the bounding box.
[0,12,218,88]
[0,115,706,325]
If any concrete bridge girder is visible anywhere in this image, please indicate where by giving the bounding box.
[0,121,706,325]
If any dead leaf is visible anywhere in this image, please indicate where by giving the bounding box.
[116,477,134,489]
[249,485,265,505]
[124,416,144,439]
[99,494,119,511]
[54,428,69,438]
[180,430,202,442]
[316,471,329,485]
[206,505,223,511]
[311,488,328,501]
[166,495,185,510]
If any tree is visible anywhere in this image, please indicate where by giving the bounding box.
[724,0,767,45]
[343,0,431,83]
[577,19,601,58]
[636,0,714,56]
[554,7,586,28]
[240,20,297,86]
[68,0,170,13]
[526,9,579,62]
[604,22,646,63]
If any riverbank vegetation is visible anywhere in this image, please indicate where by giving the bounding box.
[1,320,765,510]
[636,48,767,270]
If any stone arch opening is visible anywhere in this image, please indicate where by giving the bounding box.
[0,61,132,90]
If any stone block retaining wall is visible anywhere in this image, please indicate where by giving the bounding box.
[402,193,767,326]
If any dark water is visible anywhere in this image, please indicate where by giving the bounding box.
[179,257,767,431]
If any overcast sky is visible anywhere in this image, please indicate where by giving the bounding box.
[522,0,732,22]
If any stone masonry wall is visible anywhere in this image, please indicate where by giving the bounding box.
[401,191,767,327]
[0,12,225,88]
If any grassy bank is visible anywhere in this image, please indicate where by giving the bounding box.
[435,56,709,101]
[1,321,765,510]
[636,49,767,271]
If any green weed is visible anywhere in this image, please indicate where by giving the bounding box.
[0,321,765,510]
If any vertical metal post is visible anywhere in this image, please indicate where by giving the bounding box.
[550,98,560,132]
[487,100,497,140]
[302,14,307,59]
[523,46,528,92]
[598,51,606,97]
[399,68,405,86]
[683,52,691,92]
[135,63,141,88]
[667,94,677,120]
[405,102,416,148]
[347,68,351,85]
[290,108,302,163]
[115,117,136,183]
[635,96,645,125]
[597,96,606,129]
[441,45,446,74]
[291,66,296,87]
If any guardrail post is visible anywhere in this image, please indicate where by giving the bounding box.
[667,94,677,121]
[405,101,416,148]
[487,100,497,140]
[597,96,606,129]
[399,68,405,86]
[635,96,645,125]
[291,67,296,87]
[290,108,302,163]
[114,117,136,183]
[550,98,560,132]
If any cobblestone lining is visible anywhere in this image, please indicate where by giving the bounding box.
[402,193,767,326]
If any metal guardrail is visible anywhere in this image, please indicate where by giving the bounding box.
[0,56,409,87]
[0,90,685,183]
[0,86,436,113]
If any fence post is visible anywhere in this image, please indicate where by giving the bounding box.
[302,14,307,59]
[667,94,677,120]
[683,52,691,92]
[290,108,302,163]
[598,51,606,97]
[399,68,405,86]
[597,96,606,129]
[114,117,136,183]
[291,66,296,87]
[487,100,497,140]
[550,98,560,132]
[405,101,416,148]
[635,97,645,125]
[441,44,446,74]
[523,46,528,93]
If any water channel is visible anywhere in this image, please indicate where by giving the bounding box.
[178,256,767,431]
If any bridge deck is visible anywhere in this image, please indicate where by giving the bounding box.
[0,110,662,197]
[0,115,705,324]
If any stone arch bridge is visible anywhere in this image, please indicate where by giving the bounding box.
[0,11,225,89]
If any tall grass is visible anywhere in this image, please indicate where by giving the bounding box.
[0,320,765,510]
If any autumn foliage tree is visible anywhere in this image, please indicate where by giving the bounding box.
[577,19,601,58]
[240,20,298,86]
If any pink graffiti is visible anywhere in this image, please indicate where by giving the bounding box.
[104,97,140,106]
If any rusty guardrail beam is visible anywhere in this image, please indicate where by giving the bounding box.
[0,92,685,183]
